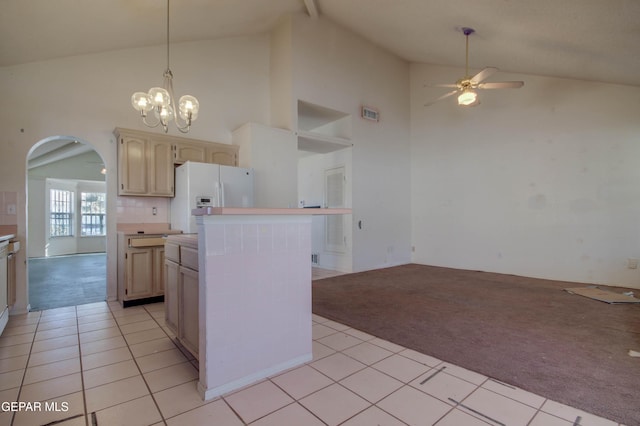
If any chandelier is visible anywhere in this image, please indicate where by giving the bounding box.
[131,0,199,133]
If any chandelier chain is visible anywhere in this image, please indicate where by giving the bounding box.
[166,0,171,74]
[130,0,199,133]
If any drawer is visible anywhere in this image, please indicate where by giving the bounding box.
[8,241,20,253]
[165,242,180,262]
[181,246,199,271]
[128,237,165,248]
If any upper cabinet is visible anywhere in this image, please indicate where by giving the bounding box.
[174,142,206,164]
[173,141,238,166]
[148,140,174,196]
[117,129,173,196]
[206,145,237,166]
[118,133,149,195]
[115,128,239,197]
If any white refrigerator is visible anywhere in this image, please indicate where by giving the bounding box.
[171,161,254,233]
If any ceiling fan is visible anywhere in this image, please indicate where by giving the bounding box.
[424,27,524,107]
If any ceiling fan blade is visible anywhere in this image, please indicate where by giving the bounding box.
[477,81,524,89]
[424,90,458,106]
[470,67,498,84]
[424,83,458,88]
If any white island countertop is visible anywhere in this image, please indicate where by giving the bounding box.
[193,207,351,216]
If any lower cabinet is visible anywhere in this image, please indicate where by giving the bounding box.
[179,266,199,358]
[165,237,199,360]
[164,258,180,332]
[117,234,166,307]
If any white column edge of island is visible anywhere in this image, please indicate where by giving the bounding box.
[192,207,351,400]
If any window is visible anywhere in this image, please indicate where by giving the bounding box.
[80,192,106,236]
[50,189,73,237]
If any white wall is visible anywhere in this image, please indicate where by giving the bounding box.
[290,14,412,272]
[0,34,271,312]
[411,63,640,289]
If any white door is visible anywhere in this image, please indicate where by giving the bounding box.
[324,166,346,253]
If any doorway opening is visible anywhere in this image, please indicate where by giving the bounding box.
[27,137,107,311]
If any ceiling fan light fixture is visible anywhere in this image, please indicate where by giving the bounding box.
[424,26,523,107]
[458,89,478,106]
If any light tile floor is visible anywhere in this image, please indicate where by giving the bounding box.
[0,301,624,426]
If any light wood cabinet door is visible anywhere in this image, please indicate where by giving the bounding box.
[7,253,16,307]
[174,142,206,164]
[119,135,148,195]
[148,141,174,196]
[179,266,199,358]
[206,146,237,166]
[125,248,154,299]
[153,246,166,295]
[164,259,179,333]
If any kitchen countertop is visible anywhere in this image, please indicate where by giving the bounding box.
[165,233,198,247]
[117,230,183,236]
[192,207,351,216]
[0,234,15,243]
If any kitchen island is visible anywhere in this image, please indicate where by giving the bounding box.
[188,207,350,400]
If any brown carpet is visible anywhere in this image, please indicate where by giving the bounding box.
[312,264,640,425]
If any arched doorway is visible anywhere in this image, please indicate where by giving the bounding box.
[26,136,108,311]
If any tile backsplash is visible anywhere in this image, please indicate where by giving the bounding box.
[116,196,170,224]
[0,191,18,226]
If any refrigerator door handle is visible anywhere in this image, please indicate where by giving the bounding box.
[219,181,225,207]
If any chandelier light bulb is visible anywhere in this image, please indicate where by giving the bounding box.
[157,104,174,122]
[148,87,171,108]
[131,92,152,114]
[179,95,199,121]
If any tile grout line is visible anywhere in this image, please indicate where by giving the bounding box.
[263,375,331,426]
[478,375,552,419]
[277,335,420,426]
[313,333,476,425]
[332,330,550,423]
[74,306,91,426]
[218,395,256,425]
[134,303,216,425]
[105,303,169,426]
[448,396,506,426]
[9,310,43,426]
[315,319,619,425]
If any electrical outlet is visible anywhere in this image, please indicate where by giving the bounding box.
[627,258,638,269]
[152,207,157,216]
[7,204,16,215]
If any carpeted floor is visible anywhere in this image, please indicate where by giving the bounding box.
[312,263,640,426]
[28,253,106,311]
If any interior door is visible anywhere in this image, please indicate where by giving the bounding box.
[324,166,346,253]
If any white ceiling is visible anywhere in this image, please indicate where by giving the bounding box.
[1,0,639,87]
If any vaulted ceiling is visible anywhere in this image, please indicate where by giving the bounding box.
[2,0,639,87]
